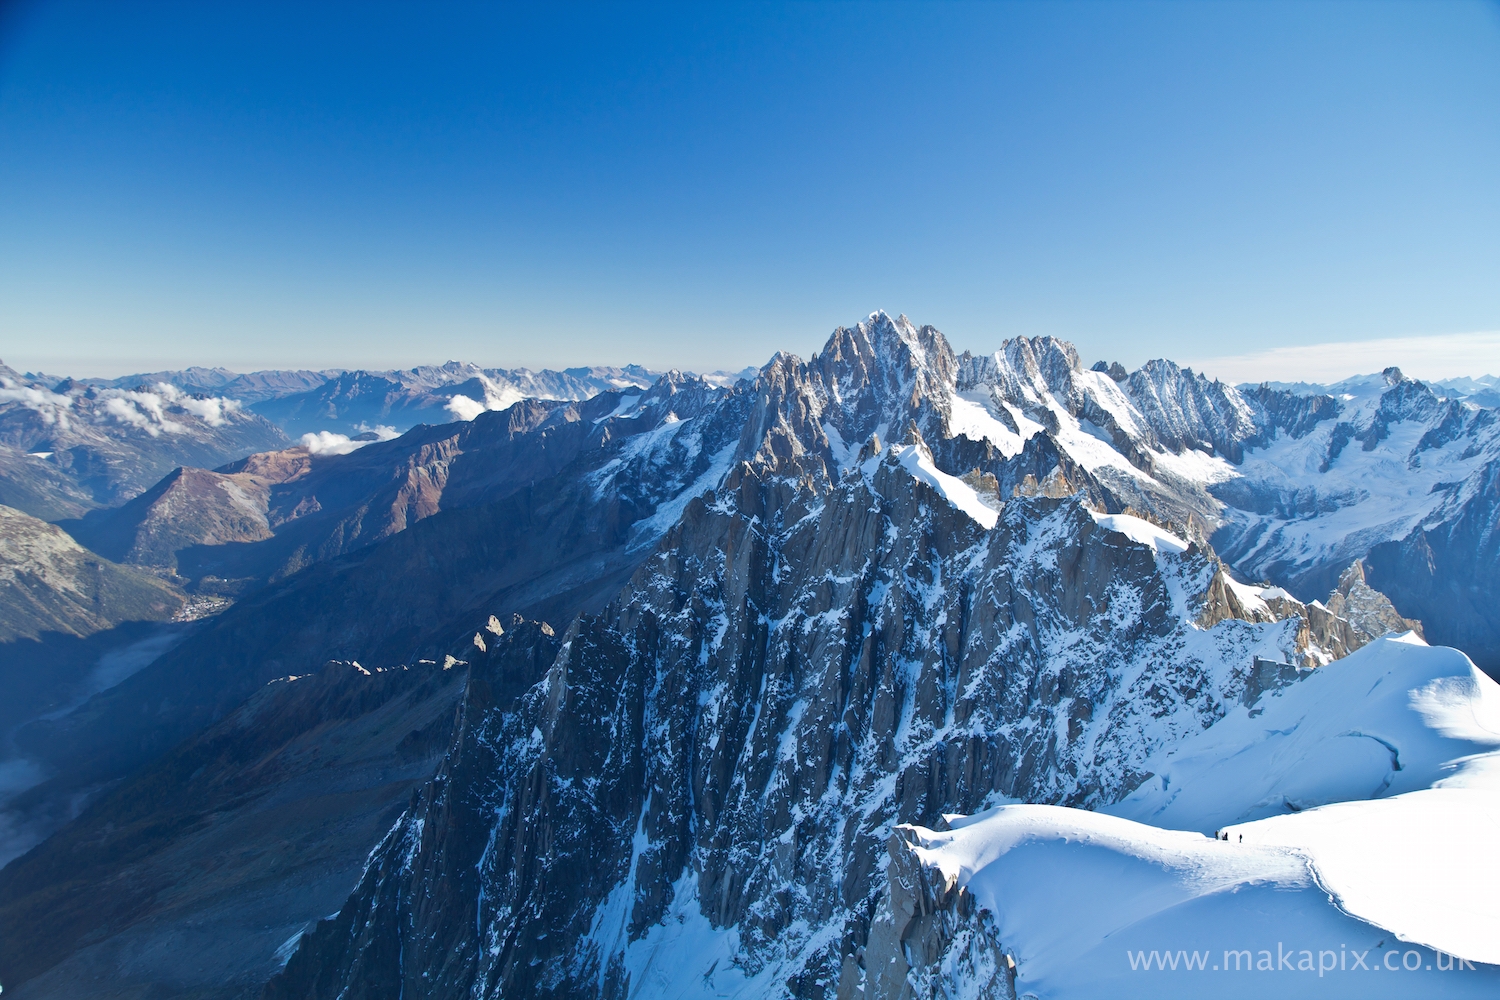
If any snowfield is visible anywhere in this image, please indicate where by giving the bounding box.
[903,635,1500,997]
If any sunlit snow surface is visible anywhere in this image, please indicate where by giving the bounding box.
[867,443,999,529]
[946,391,1039,459]
[907,636,1500,997]
[1090,510,1190,554]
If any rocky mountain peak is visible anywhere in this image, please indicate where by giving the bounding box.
[957,336,1084,409]
[810,311,957,421]
[733,314,960,479]
[1124,358,1258,462]
[1091,359,1130,382]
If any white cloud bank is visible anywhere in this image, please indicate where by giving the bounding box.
[445,394,488,422]
[444,375,530,422]
[299,425,399,456]
[0,377,244,436]
[1184,330,1500,385]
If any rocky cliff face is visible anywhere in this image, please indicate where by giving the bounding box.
[266,448,1313,999]
[862,826,1014,1000]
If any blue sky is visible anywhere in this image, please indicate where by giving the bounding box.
[1,0,1498,379]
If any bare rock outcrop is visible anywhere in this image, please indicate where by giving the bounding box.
[859,827,1015,1000]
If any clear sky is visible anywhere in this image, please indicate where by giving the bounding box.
[1,0,1498,380]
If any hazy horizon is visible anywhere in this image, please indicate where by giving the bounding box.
[7,319,1497,389]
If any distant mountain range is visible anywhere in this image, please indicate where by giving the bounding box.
[1256,371,1500,410]
[18,360,760,437]
[1,317,1497,999]
[0,357,755,525]
[0,359,291,519]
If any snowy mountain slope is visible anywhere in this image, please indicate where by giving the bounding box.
[1108,633,1494,829]
[879,635,1500,998]
[266,431,1330,999]
[885,803,1499,1000]
[1109,634,1500,968]
[1209,370,1467,578]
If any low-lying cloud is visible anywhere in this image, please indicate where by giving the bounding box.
[299,431,363,456]
[0,376,246,438]
[299,425,400,456]
[445,394,488,422]
[156,383,241,427]
[0,384,74,428]
[444,375,529,422]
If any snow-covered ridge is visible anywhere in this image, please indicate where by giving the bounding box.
[1211,371,1500,598]
[891,636,1500,996]
[866,441,999,529]
[1090,511,1189,554]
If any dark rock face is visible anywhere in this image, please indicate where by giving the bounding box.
[1365,459,1500,670]
[1123,359,1258,463]
[264,621,566,1000]
[863,827,1014,1000]
[1237,383,1343,445]
[1324,559,1423,643]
